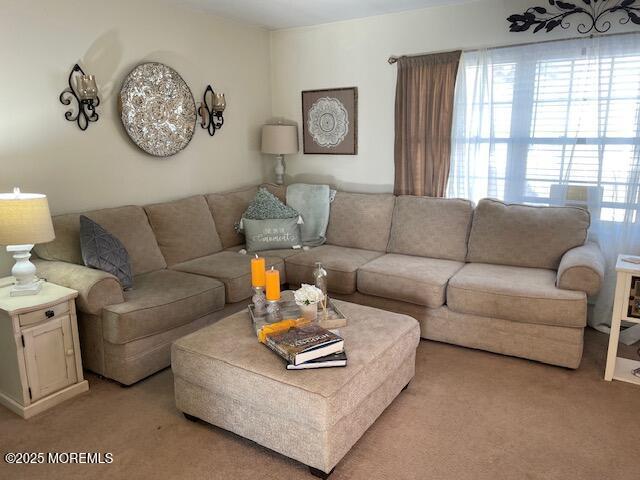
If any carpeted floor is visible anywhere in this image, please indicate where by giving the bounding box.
[1,328,639,480]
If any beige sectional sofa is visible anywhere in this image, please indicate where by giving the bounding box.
[32,184,605,385]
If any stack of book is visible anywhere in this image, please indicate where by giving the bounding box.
[249,297,348,370]
[263,324,347,370]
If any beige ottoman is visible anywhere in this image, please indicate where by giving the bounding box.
[171,299,420,478]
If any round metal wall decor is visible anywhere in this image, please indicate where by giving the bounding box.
[119,62,196,157]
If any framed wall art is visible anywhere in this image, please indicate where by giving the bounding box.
[302,87,357,155]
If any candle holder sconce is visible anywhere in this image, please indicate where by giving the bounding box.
[199,85,226,136]
[59,64,100,131]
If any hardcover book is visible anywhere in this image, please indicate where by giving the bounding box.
[286,351,348,370]
[264,324,344,366]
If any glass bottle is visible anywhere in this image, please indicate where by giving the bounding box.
[313,262,328,301]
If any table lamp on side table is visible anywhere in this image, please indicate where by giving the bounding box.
[261,124,299,185]
[0,188,55,296]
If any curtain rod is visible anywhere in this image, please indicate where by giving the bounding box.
[387,31,639,64]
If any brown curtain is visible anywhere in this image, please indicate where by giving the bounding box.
[394,51,462,197]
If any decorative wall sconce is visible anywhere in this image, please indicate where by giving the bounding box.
[59,64,100,131]
[199,85,226,136]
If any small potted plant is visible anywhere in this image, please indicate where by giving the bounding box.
[294,284,324,323]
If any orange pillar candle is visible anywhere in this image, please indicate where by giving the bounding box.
[251,255,266,288]
[265,267,281,301]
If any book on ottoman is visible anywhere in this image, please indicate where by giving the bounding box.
[265,324,344,366]
[286,351,348,370]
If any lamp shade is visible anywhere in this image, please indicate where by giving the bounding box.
[0,189,55,246]
[261,125,298,155]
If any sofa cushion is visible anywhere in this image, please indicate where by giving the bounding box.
[467,199,590,270]
[35,206,166,275]
[206,184,287,249]
[144,196,223,266]
[447,263,587,328]
[171,251,285,303]
[102,270,225,344]
[285,245,383,294]
[326,192,395,252]
[34,213,84,265]
[357,254,464,307]
[387,196,473,261]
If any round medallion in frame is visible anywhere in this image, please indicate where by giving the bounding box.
[308,97,349,148]
[119,62,196,157]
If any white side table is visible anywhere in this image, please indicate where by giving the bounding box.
[604,255,640,386]
[0,278,89,418]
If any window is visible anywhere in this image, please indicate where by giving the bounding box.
[448,35,640,225]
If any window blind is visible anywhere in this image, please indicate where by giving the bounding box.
[449,35,640,224]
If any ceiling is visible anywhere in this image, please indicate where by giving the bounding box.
[172,0,470,30]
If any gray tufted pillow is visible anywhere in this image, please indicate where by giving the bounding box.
[237,187,300,233]
[79,215,133,290]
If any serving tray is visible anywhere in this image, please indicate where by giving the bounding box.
[249,297,347,335]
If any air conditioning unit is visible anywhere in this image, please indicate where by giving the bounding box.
[549,184,603,220]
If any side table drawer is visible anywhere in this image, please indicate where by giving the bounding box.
[19,302,70,327]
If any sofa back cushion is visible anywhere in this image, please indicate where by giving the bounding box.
[467,199,590,270]
[388,196,473,262]
[326,192,395,252]
[205,184,286,248]
[34,214,84,266]
[144,195,223,266]
[34,206,167,275]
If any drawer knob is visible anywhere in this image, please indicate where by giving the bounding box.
[66,349,74,357]
[45,310,55,318]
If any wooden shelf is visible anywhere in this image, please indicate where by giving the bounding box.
[612,357,640,386]
[615,256,640,275]
[605,258,640,385]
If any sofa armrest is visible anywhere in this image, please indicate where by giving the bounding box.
[34,260,125,315]
[556,242,605,296]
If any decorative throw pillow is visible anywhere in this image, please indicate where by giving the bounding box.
[238,188,300,232]
[243,217,302,252]
[79,215,133,290]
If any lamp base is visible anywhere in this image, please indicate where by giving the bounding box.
[274,154,286,185]
[10,281,43,297]
[7,244,42,297]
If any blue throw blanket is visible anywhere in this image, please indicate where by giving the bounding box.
[286,183,334,247]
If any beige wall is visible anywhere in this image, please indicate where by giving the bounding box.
[0,0,272,275]
[270,0,636,193]
[2,0,636,277]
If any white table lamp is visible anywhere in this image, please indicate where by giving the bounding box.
[0,188,55,296]
[261,124,299,185]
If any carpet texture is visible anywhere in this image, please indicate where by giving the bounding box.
[1,328,638,480]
